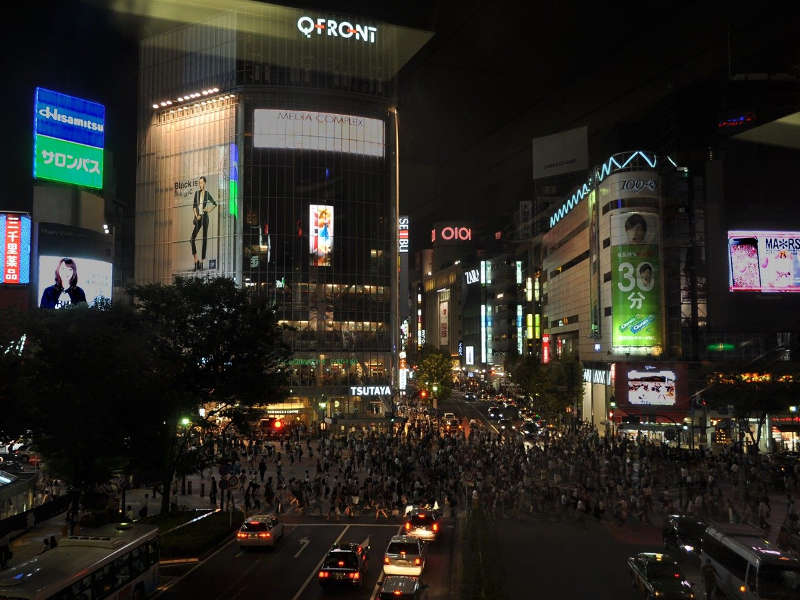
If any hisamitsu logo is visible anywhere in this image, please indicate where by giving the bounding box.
[37,106,104,132]
[297,16,377,43]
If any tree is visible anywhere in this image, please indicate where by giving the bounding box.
[416,348,453,407]
[128,276,290,513]
[510,357,583,420]
[8,303,160,509]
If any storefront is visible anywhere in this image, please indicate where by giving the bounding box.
[771,415,800,452]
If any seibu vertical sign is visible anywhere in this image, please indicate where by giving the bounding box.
[1,214,32,285]
[398,216,409,253]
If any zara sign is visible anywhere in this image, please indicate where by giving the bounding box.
[464,269,480,285]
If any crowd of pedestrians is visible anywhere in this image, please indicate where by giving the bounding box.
[188,410,799,539]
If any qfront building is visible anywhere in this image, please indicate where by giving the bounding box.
[135,4,431,425]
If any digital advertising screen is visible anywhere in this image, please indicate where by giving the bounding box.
[615,362,688,414]
[610,212,663,350]
[309,204,333,267]
[1,213,32,285]
[728,230,800,292]
[254,109,385,157]
[36,223,112,309]
[33,87,105,189]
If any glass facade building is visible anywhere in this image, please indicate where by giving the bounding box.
[135,5,431,424]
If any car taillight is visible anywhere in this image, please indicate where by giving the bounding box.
[432,523,439,532]
[384,557,390,564]
[348,572,360,579]
[258,532,271,538]
[236,532,247,539]
[414,557,421,565]
[318,571,329,578]
[405,521,411,530]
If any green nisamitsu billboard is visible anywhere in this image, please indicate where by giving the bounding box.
[611,212,662,350]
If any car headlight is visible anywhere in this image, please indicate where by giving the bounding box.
[682,545,694,552]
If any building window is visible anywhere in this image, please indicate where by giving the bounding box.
[602,238,610,248]
[603,271,611,282]
[604,306,612,316]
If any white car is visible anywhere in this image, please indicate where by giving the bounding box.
[236,514,284,549]
[383,535,425,576]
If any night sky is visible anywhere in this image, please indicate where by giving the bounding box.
[6,1,800,250]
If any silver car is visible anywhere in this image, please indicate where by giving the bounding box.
[236,514,284,548]
[383,535,425,576]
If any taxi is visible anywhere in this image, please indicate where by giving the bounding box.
[403,507,441,542]
[378,576,429,599]
[318,542,370,587]
[236,514,284,549]
[627,552,696,599]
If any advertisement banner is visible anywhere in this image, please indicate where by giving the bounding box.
[728,230,800,292]
[172,147,227,273]
[1,214,32,285]
[615,362,689,415]
[309,204,333,267]
[610,212,662,350]
[36,222,113,309]
[33,135,104,189]
[532,126,588,180]
[33,87,104,189]
[439,300,449,347]
[254,109,384,157]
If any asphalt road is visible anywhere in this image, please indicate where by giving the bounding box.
[157,516,458,600]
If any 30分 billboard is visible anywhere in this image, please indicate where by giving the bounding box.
[610,212,663,350]
[309,205,333,267]
[33,87,105,189]
[728,230,800,292]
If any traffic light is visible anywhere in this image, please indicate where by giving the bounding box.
[420,390,428,399]
[273,419,283,430]
[608,410,614,420]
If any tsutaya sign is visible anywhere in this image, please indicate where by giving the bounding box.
[297,16,377,43]
[350,385,391,396]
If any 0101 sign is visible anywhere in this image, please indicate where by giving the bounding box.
[431,226,472,243]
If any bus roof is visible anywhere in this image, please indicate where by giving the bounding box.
[0,524,158,599]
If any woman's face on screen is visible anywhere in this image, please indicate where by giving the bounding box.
[59,262,75,286]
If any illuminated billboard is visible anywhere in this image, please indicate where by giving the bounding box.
[1,214,32,285]
[610,212,663,351]
[309,205,333,267]
[253,109,385,157]
[33,87,105,189]
[431,224,472,245]
[36,223,112,309]
[728,231,800,292]
[615,362,689,414]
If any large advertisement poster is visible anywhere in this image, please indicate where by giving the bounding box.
[33,87,105,189]
[728,230,800,292]
[36,223,112,309]
[172,146,228,273]
[532,126,588,180]
[309,204,333,267]
[615,362,689,415]
[611,212,662,350]
[254,109,385,157]
[439,300,449,346]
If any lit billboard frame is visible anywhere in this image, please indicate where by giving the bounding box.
[728,230,800,293]
[33,87,105,189]
[0,213,32,285]
[309,204,333,267]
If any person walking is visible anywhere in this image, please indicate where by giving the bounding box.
[259,458,267,483]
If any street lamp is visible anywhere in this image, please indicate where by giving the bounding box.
[180,417,191,426]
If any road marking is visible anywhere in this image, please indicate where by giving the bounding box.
[370,525,404,600]
[153,538,235,597]
[294,537,311,558]
[290,524,350,600]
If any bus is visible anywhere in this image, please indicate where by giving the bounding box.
[0,523,159,600]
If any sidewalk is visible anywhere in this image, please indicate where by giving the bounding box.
[5,513,69,571]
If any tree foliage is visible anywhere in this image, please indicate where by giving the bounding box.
[510,356,583,419]
[415,347,454,404]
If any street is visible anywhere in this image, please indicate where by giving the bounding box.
[158,517,458,600]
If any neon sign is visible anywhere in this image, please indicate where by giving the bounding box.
[398,216,409,253]
[717,113,755,128]
[1,214,32,285]
[465,269,480,285]
[431,226,472,243]
[549,150,672,229]
[297,16,377,43]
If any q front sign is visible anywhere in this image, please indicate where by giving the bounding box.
[297,16,377,43]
